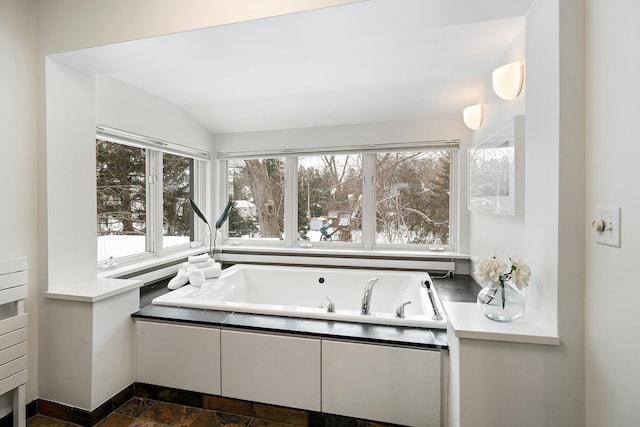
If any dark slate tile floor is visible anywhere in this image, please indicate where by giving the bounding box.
[27,397,402,427]
[27,398,282,427]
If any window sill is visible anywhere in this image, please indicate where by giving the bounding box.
[46,278,142,303]
[221,244,469,258]
[97,246,209,283]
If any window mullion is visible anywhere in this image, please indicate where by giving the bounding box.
[284,157,297,248]
[218,159,229,244]
[147,150,163,257]
[193,159,207,247]
[362,153,376,250]
[449,150,459,251]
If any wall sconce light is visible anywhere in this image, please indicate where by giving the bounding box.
[492,61,524,100]
[463,104,483,130]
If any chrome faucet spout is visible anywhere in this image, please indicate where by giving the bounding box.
[361,277,379,315]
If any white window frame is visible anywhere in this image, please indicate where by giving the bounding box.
[96,125,210,266]
[218,140,458,252]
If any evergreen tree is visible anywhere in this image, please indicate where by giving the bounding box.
[96,140,146,236]
[162,153,193,237]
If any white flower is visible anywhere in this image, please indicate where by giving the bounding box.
[510,256,531,290]
[475,255,532,290]
[475,256,508,285]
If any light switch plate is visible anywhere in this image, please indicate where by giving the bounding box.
[594,206,621,247]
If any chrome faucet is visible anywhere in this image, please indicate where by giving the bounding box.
[396,301,412,318]
[361,277,379,315]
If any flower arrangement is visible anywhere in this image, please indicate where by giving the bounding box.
[475,255,531,314]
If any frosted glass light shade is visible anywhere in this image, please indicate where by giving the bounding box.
[492,61,524,100]
[463,104,483,130]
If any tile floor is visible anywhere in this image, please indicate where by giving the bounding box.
[27,397,302,427]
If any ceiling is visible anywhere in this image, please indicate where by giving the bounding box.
[52,0,533,134]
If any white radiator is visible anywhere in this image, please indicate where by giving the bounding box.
[0,258,28,427]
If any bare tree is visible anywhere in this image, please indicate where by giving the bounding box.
[244,159,282,238]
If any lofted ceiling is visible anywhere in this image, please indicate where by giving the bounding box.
[52,0,534,134]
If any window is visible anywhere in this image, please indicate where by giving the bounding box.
[96,140,147,261]
[220,141,457,251]
[96,126,209,265]
[297,154,362,243]
[376,151,450,246]
[227,158,285,240]
[163,153,194,249]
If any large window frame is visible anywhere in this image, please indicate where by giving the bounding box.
[96,125,210,267]
[218,140,459,252]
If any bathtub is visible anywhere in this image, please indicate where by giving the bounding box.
[152,264,447,329]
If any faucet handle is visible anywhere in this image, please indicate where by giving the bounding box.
[326,296,335,313]
[396,301,412,318]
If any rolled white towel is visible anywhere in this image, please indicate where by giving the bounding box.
[188,253,211,264]
[167,268,189,290]
[187,265,206,287]
[182,259,215,270]
[201,262,222,279]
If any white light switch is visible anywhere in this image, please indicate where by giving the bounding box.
[593,207,621,247]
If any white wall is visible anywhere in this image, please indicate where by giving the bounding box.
[96,76,212,153]
[45,59,97,289]
[586,0,640,425]
[0,0,39,411]
[468,28,526,264]
[453,1,586,426]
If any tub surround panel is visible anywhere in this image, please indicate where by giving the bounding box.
[221,330,321,411]
[322,340,441,426]
[136,322,221,395]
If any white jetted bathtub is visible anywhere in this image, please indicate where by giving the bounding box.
[152,264,447,328]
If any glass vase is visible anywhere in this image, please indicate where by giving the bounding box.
[476,281,525,322]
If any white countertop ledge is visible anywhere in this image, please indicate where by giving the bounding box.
[45,278,142,303]
[444,301,560,346]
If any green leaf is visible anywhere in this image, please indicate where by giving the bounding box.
[189,198,210,226]
[216,197,234,229]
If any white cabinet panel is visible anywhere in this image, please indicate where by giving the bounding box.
[136,321,220,395]
[221,330,321,411]
[322,340,441,427]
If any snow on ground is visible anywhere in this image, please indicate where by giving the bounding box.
[97,235,188,262]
